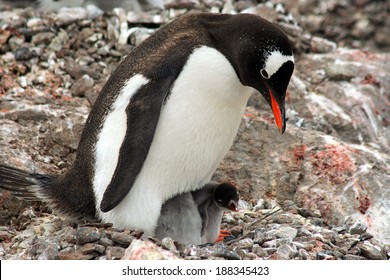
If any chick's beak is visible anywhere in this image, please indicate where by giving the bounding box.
[269,88,286,134]
[228,201,238,212]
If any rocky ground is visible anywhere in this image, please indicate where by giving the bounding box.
[0,0,389,260]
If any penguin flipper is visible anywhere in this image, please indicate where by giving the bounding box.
[99,78,175,212]
[198,200,211,236]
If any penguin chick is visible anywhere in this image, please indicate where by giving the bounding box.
[155,192,202,245]
[155,182,238,245]
[0,13,294,235]
[192,182,239,244]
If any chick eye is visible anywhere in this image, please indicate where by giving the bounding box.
[261,69,269,79]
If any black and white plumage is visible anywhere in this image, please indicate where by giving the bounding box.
[0,13,294,236]
[155,182,239,245]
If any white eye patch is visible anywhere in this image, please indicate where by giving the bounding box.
[262,50,294,78]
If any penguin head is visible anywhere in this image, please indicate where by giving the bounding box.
[213,182,240,212]
[207,13,294,133]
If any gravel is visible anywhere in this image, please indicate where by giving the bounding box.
[0,0,389,260]
[1,200,388,260]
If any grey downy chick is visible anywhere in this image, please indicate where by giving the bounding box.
[192,182,239,244]
[154,191,202,245]
[155,182,239,245]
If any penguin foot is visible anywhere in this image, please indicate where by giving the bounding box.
[215,229,231,243]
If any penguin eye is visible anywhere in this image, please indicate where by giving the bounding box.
[217,199,223,205]
[260,69,269,79]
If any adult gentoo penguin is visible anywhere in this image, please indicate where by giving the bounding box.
[155,182,239,245]
[0,13,294,236]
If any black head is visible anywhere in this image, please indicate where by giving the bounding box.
[204,13,294,133]
[213,182,240,211]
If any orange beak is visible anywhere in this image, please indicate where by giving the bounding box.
[269,88,285,134]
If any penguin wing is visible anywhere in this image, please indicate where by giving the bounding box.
[198,200,211,236]
[99,76,176,212]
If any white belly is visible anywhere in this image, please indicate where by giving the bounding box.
[98,46,253,235]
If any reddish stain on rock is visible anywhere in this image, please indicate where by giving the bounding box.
[282,144,307,171]
[357,195,371,214]
[309,144,356,184]
[361,74,381,87]
[292,144,307,162]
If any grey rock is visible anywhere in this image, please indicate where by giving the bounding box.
[349,222,368,235]
[31,32,56,45]
[237,238,254,249]
[310,36,337,53]
[316,251,336,260]
[37,243,59,260]
[106,231,134,247]
[28,239,49,255]
[98,237,115,247]
[276,243,298,259]
[80,243,105,255]
[277,226,298,240]
[76,227,101,245]
[358,243,387,260]
[343,254,367,260]
[252,244,269,258]
[55,7,89,25]
[161,237,178,253]
[213,245,241,260]
[105,246,126,260]
[262,240,277,248]
[71,74,95,97]
[8,36,25,51]
[58,247,95,260]
[14,47,35,61]
[325,61,363,81]
[298,248,310,260]
[48,29,69,51]
[60,227,77,243]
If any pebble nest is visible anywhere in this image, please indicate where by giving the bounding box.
[0,0,389,260]
[0,199,388,260]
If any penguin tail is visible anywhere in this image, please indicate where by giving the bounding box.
[0,164,54,202]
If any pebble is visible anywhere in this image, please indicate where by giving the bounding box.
[71,74,95,97]
[213,246,241,260]
[105,246,126,260]
[32,32,56,45]
[14,47,35,61]
[252,244,269,258]
[349,222,368,235]
[237,238,254,249]
[358,243,387,260]
[58,248,95,260]
[98,237,115,247]
[37,243,59,260]
[80,243,105,255]
[106,231,134,247]
[55,7,88,25]
[122,239,179,260]
[276,243,298,259]
[76,227,101,245]
[161,237,178,253]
